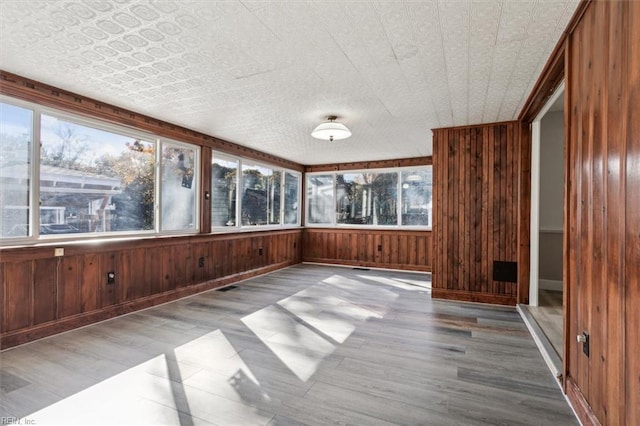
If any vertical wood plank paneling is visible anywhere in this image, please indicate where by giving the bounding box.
[432,121,520,305]
[390,232,399,265]
[33,258,57,324]
[505,124,514,297]
[602,4,625,423]
[211,240,220,278]
[564,2,639,425]
[624,3,640,424]
[434,129,444,292]
[100,252,117,308]
[0,262,5,332]
[1,230,303,348]
[172,245,184,289]
[518,121,532,303]
[462,128,470,291]
[58,256,80,318]
[577,3,593,405]
[118,250,133,303]
[481,126,490,295]
[373,234,381,264]
[192,243,208,284]
[301,229,431,271]
[381,233,390,264]
[327,232,336,261]
[567,15,582,404]
[416,235,426,266]
[486,126,496,295]
[161,246,173,292]
[448,129,458,290]
[499,125,508,291]
[129,248,150,300]
[590,3,607,420]
[470,127,480,293]
[4,262,33,330]
[80,254,100,313]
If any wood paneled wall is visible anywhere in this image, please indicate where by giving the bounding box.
[563,1,640,424]
[303,228,431,272]
[432,121,526,305]
[0,230,302,349]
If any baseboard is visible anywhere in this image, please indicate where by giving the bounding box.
[566,376,602,426]
[539,279,563,291]
[301,257,430,273]
[302,261,432,277]
[431,288,517,306]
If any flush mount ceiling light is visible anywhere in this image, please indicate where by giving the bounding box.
[311,116,351,142]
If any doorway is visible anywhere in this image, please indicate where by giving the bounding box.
[521,83,565,376]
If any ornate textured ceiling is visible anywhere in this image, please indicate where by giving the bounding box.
[0,0,579,165]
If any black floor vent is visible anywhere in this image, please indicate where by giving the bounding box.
[218,285,238,292]
[352,267,370,271]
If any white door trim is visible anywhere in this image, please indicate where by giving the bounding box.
[529,82,565,306]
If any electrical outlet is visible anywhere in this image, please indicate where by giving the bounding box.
[198,257,205,268]
[258,247,263,255]
[582,332,589,357]
[107,272,116,284]
[54,248,64,257]
[577,331,590,357]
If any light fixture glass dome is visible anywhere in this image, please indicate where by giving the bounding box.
[311,116,351,142]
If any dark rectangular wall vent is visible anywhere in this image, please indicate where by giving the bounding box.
[218,285,238,292]
[493,261,518,283]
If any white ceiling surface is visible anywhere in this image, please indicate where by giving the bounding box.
[0,0,579,165]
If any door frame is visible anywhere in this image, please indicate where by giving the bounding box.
[529,82,565,306]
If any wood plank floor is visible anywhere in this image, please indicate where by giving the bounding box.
[0,264,577,425]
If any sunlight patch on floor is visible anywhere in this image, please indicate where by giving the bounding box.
[242,305,335,382]
[242,275,398,382]
[277,294,381,343]
[360,275,429,291]
[22,330,270,426]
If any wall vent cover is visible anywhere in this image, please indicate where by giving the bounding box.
[493,261,518,283]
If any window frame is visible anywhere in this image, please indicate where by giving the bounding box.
[211,151,302,232]
[0,95,201,245]
[305,165,432,230]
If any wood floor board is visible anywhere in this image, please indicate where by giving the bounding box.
[0,264,575,425]
[303,380,456,425]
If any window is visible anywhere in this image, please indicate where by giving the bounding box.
[161,143,198,231]
[284,172,299,225]
[212,152,301,230]
[336,172,397,225]
[211,155,238,227]
[306,166,432,229]
[1,97,200,243]
[306,174,333,225]
[0,103,32,238]
[241,162,271,226]
[40,114,155,235]
[401,169,432,227]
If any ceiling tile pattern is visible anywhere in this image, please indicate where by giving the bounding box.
[0,0,579,165]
